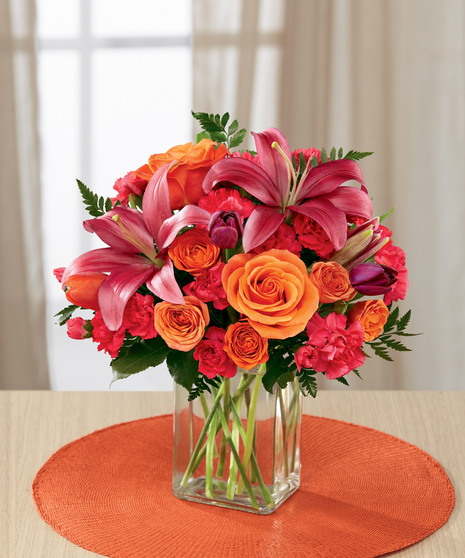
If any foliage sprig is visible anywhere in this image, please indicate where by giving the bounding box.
[192,111,247,149]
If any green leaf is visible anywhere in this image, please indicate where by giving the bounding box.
[383,338,411,352]
[335,376,350,386]
[229,128,247,149]
[330,146,337,161]
[166,349,199,392]
[353,369,363,380]
[188,374,220,401]
[343,150,374,161]
[337,147,344,159]
[383,306,400,334]
[77,179,113,217]
[220,112,230,128]
[298,151,307,173]
[263,356,289,393]
[379,206,396,223]
[191,111,224,132]
[321,147,328,164]
[297,369,318,398]
[110,337,170,383]
[397,309,411,331]
[370,343,394,362]
[310,156,319,168]
[54,304,79,326]
[196,131,210,143]
[277,370,295,389]
[228,119,239,135]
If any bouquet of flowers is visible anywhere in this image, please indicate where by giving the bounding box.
[55,111,414,512]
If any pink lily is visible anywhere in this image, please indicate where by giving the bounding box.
[62,163,211,331]
[203,128,372,252]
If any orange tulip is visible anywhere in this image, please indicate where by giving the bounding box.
[64,273,107,311]
[222,249,319,339]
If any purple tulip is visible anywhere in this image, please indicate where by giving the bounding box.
[349,262,398,295]
[208,210,243,249]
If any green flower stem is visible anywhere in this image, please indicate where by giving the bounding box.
[199,392,210,420]
[290,377,301,472]
[277,387,289,478]
[231,372,255,404]
[236,365,265,495]
[205,411,218,498]
[229,396,274,509]
[226,395,242,499]
[180,382,225,487]
[215,378,231,477]
[215,404,259,510]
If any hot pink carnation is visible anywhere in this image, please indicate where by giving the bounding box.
[183,263,229,310]
[197,187,254,219]
[111,171,148,206]
[305,313,365,379]
[231,150,260,166]
[67,317,91,340]
[292,148,322,166]
[193,327,236,379]
[123,293,158,339]
[251,222,301,256]
[292,214,334,258]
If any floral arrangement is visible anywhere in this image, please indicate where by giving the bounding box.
[54,111,415,511]
[55,111,413,399]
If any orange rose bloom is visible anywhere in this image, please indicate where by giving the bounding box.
[136,139,229,210]
[64,273,107,311]
[222,249,319,339]
[154,296,210,352]
[169,228,220,276]
[309,261,356,303]
[348,299,390,341]
[224,320,268,370]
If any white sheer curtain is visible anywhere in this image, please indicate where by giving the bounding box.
[0,0,49,388]
[193,0,465,390]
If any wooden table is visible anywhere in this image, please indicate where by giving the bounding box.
[2,391,464,557]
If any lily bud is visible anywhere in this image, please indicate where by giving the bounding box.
[349,262,398,295]
[208,210,243,249]
[331,218,388,271]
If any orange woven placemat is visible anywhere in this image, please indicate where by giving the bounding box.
[32,414,454,558]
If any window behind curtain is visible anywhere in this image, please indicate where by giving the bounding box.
[37,0,192,390]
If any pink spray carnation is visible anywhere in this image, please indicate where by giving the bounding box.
[251,222,301,256]
[292,214,334,258]
[231,150,260,166]
[122,292,158,339]
[294,344,318,372]
[183,263,229,310]
[193,327,236,379]
[67,317,91,340]
[197,186,254,219]
[111,171,148,206]
[305,313,365,379]
[91,311,126,358]
[374,226,409,305]
[292,148,322,166]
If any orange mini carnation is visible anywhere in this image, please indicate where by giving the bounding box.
[136,139,229,210]
[169,228,220,276]
[222,249,319,340]
[154,296,210,351]
[64,272,107,311]
[224,320,268,370]
[309,261,356,303]
[348,299,390,342]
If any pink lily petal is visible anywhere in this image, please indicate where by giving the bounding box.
[202,157,281,207]
[157,205,211,249]
[146,254,184,304]
[83,208,155,256]
[251,128,292,203]
[290,199,348,251]
[242,205,285,253]
[296,159,366,203]
[98,265,155,331]
[323,186,373,219]
[142,162,175,248]
[62,248,153,285]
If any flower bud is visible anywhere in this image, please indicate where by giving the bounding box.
[64,272,107,311]
[208,210,243,249]
[349,262,398,295]
[67,317,92,339]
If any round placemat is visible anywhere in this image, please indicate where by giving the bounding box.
[32,414,454,558]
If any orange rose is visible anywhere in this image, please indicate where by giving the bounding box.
[169,228,220,275]
[309,261,356,303]
[64,273,107,311]
[348,299,389,341]
[224,320,268,370]
[136,139,229,209]
[154,296,210,351]
[222,249,319,339]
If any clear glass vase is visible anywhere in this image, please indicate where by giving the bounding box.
[172,366,302,514]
